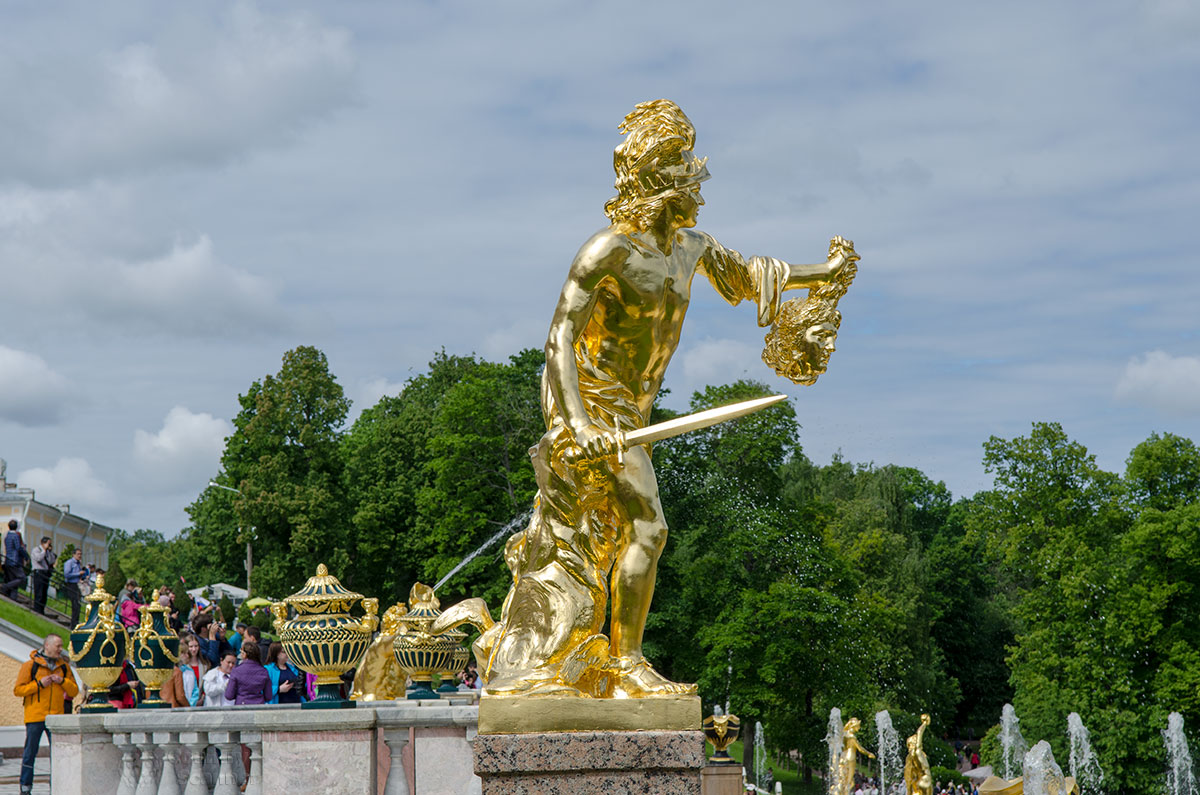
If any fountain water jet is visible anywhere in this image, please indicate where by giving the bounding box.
[433,508,533,592]
[1066,713,1103,795]
[1164,712,1197,795]
[875,710,902,795]
[1023,741,1066,795]
[826,708,844,788]
[1000,704,1028,780]
[754,720,768,791]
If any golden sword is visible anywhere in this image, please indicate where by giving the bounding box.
[572,393,788,465]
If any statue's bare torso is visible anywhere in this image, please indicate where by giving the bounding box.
[566,227,713,420]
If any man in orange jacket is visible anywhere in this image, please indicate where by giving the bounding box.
[13,634,77,795]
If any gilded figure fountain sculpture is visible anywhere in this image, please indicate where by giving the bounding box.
[430,99,859,738]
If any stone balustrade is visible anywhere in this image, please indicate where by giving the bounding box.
[46,699,481,795]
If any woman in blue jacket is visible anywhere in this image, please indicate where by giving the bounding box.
[264,642,306,704]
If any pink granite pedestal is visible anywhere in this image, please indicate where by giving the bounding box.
[474,730,705,794]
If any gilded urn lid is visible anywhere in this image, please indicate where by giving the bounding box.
[403,583,441,622]
[395,583,464,641]
[140,589,169,615]
[283,564,366,615]
[84,573,116,604]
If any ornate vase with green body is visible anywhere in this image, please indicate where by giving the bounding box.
[392,583,468,700]
[132,589,179,708]
[272,564,379,709]
[68,575,129,713]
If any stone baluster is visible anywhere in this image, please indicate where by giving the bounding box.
[178,731,211,795]
[154,732,183,795]
[466,726,482,795]
[209,731,241,795]
[114,732,141,795]
[242,732,263,795]
[382,728,411,795]
[133,731,160,795]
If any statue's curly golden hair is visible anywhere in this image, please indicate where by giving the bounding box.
[604,100,709,230]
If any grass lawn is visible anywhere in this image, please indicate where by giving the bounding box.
[0,599,68,642]
[727,740,826,795]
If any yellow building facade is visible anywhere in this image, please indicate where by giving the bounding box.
[0,472,111,570]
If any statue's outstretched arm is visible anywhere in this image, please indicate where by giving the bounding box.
[852,737,876,758]
[784,240,856,290]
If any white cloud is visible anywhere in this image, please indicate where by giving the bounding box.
[1115,351,1200,415]
[0,347,74,426]
[16,458,118,512]
[677,338,763,396]
[352,377,407,414]
[0,3,355,186]
[481,318,546,362]
[133,406,231,492]
[83,236,289,336]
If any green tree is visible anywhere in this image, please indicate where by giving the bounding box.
[217,593,236,626]
[342,349,543,607]
[106,529,185,595]
[188,346,351,599]
[971,425,1200,792]
[413,348,543,605]
[647,381,879,781]
[1125,432,1200,511]
[924,502,1014,734]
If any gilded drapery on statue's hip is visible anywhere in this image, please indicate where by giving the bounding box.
[480,361,646,696]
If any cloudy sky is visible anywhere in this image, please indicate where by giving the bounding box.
[2,1,1198,535]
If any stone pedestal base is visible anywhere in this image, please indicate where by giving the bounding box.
[700,764,744,795]
[474,730,704,794]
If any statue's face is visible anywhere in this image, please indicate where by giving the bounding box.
[784,321,837,384]
[668,183,704,228]
[802,322,837,371]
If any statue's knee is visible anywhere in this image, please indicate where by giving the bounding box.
[633,521,668,552]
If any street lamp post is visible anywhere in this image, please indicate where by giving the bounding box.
[208,481,253,596]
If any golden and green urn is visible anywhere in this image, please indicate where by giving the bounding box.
[702,712,741,764]
[272,564,378,709]
[131,589,179,708]
[68,575,130,714]
[392,583,469,700]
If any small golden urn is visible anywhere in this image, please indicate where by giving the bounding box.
[131,589,179,708]
[68,575,130,713]
[702,712,741,764]
[392,583,469,700]
[272,564,378,709]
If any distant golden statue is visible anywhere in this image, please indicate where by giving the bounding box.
[350,602,409,701]
[831,718,876,795]
[448,100,857,699]
[905,713,933,795]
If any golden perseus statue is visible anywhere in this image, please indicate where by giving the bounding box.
[905,713,933,795]
[464,100,858,699]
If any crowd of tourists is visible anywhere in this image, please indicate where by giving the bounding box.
[2,518,104,626]
[840,781,981,795]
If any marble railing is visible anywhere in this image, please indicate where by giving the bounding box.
[46,698,481,795]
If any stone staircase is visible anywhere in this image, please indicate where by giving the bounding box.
[0,587,74,628]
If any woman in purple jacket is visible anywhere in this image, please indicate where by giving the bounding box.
[225,641,272,705]
[225,641,273,781]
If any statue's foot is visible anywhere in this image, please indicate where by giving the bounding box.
[483,673,585,698]
[612,657,697,697]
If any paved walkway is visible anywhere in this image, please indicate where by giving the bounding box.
[0,757,50,794]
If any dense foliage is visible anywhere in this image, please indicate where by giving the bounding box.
[106,345,1198,792]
